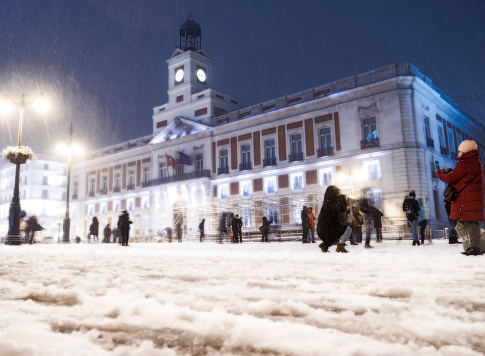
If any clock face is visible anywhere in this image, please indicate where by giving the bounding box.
[175,69,184,82]
[197,69,206,82]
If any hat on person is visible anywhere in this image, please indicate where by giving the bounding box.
[308,207,312,211]
[409,190,416,197]
[458,140,478,153]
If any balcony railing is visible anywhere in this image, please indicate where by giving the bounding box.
[263,157,277,167]
[361,138,380,149]
[100,188,108,195]
[288,152,304,162]
[239,162,252,171]
[317,147,333,157]
[72,194,78,200]
[127,184,135,191]
[88,191,95,197]
[450,152,457,160]
[218,166,229,175]
[440,146,448,156]
[426,137,434,149]
[142,169,211,188]
[113,186,121,193]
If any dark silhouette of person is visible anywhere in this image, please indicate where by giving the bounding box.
[89,216,99,243]
[261,217,271,242]
[176,223,182,242]
[117,210,132,246]
[26,215,43,244]
[231,214,241,243]
[103,224,112,243]
[199,219,205,242]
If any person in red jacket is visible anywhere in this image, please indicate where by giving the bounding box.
[436,140,484,256]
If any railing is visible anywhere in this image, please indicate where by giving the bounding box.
[440,146,448,156]
[142,169,211,188]
[263,157,277,167]
[239,162,252,171]
[361,138,379,149]
[426,137,434,149]
[127,184,135,191]
[288,152,304,162]
[113,186,121,193]
[88,191,95,197]
[100,188,108,195]
[218,166,229,175]
[450,152,457,160]
[317,147,333,157]
[72,194,78,200]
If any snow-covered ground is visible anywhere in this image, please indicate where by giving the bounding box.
[0,239,484,356]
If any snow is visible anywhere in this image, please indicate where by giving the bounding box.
[0,239,484,356]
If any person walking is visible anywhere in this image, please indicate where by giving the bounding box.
[231,214,240,243]
[89,217,99,243]
[26,215,43,244]
[444,200,459,244]
[360,199,382,248]
[373,205,384,243]
[352,206,363,243]
[436,140,484,256]
[237,215,243,243]
[103,223,112,243]
[176,223,182,242]
[417,199,428,245]
[260,216,271,242]
[307,207,316,243]
[199,219,205,242]
[316,185,352,253]
[403,190,420,245]
[301,206,310,243]
[117,210,132,246]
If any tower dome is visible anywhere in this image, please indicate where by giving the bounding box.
[179,16,201,51]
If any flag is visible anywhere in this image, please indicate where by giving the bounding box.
[179,152,192,165]
[166,154,177,170]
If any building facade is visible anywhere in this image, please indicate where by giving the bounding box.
[70,17,485,241]
[0,152,67,239]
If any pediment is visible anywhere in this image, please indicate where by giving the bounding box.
[150,117,211,144]
[170,48,185,58]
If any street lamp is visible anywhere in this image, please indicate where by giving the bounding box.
[56,123,82,243]
[1,91,49,245]
[336,168,364,197]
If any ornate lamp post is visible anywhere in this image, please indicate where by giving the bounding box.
[1,91,49,245]
[57,123,82,243]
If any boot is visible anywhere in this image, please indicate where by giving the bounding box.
[349,237,358,245]
[462,247,482,256]
[336,243,349,253]
[318,242,328,253]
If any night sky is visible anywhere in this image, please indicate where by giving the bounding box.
[0,0,484,153]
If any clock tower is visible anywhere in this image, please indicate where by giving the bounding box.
[166,16,214,104]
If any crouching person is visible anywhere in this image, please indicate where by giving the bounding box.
[316,185,352,253]
[436,140,484,256]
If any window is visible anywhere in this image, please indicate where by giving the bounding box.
[143,167,150,182]
[437,125,445,149]
[291,134,302,154]
[364,188,382,211]
[128,170,135,186]
[113,200,120,213]
[291,173,303,190]
[159,162,167,178]
[90,178,95,194]
[88,204,94,216]
[447,129,455,154]
[219,184,228,199]
[101,176,108,191]
[457,132,463,146]
[364,160,381,180]
[142,215,149,235]
[100,202,107,214]
[42,176,48,185]
[44,164,49,170]
[264,177,277,193]
[265,139,276,159]
[362,117,377,141]
[424,117,431,138]
[319,168,334,187]
[142,196,149,210]
[242,145,251,161]
[127,198,134,211]
[42,189,48,199]
[293,200,304,225]
[196,154,203,171]
[114,173,121,189]
[219,149,229,174]
[241,180,252,197]
[242,206,252,228]
[267,204,278,225]
[319,127,332,149]
[158,214,167,234]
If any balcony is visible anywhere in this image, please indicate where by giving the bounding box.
[450,152,457,160]
[239,162,252,171]
[72,194,78,200]
[113,186,121,193]
[127,184,135,191]
[100,188,108,195]
[88,191,95,197]
[440,146,448,156]
[218,166,229,175]
[317,147,333,157]
[263,157,277,167]
[288,152,304,162]
[142,169,211,188]
[426,137,434,149]
[361,138,379,149]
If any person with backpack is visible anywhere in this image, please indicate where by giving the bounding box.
[436,140,484,256]
[402,190,420,245]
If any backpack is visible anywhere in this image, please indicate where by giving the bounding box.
[403,199,417,221]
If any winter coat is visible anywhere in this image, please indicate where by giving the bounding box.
[103,226,111,238]
[301,209,310,229]
[402,196,420,221]
[352,211,363,227]
[317,185,347,247]
[436,150,484,222]
[307,211,316,228]
[261,218,271,234]
[117,213,132,232]
[360,204,382,228]
[199,221,205,233]
[89,218,99,235]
